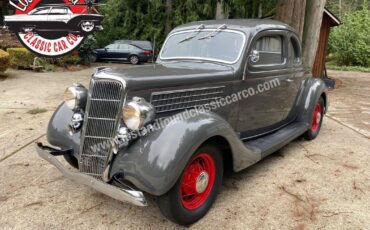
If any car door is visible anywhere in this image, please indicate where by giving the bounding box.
[28,7,50,23]
[237,30,295,138]
[101,44,120,60]
[286,34,307,118]
[117,44,131,60]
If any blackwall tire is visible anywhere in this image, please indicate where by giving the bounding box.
[304,97,325,141]
[129,55,139,65]
[157,144,223,225]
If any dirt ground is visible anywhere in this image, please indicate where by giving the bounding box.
[0,67,369,229]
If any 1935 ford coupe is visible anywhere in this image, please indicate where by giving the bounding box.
[36,19,327,225]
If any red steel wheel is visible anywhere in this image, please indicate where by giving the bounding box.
[180,153,216,210]
[157,145,223,225]
[311,102,322,133]
[304,97,325,141]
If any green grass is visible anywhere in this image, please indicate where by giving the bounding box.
[27,108,47,115]
[327,65,370,73]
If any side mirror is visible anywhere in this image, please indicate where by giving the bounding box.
[250,50,260,63]
[104,48,108,51]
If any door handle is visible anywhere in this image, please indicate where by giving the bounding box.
[285,79,293,83]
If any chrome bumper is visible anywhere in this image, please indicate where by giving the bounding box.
[36,144,147,207]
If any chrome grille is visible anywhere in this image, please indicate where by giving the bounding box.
[79,79,125,180]
[151,86,225,113]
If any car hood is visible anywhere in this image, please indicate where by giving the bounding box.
[94,62,236,91]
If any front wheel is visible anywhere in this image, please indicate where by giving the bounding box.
[303,97,325,140]
[157,145,223,225]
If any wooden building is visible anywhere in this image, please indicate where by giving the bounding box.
[312,8,341,78]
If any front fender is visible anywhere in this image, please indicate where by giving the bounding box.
[110,111,260,196]
[296,78,328,124]
[47,103,80,158]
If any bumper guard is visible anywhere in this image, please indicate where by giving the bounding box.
[36,143,147,207]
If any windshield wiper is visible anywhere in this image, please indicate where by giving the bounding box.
[198,24,227,40]
[178,24,205,44]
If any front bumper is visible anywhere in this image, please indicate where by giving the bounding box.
[36,143,147,207]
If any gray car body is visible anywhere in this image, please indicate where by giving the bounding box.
[46,19,328,196]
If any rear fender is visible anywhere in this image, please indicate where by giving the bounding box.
[296,78,328,124]
[110,111,260,196]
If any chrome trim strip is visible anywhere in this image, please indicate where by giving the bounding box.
[36,145,147,207]
[159,29,247,64]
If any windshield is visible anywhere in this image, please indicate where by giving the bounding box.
[160,30,246,64]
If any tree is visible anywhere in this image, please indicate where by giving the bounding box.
[302,0,327,69]
[329,3,370,67]
[165,0,173,35]
[216,0,229,19]
[275,0,307,39]
[276,0,326,70]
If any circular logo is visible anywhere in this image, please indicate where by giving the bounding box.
[5,0,104,57]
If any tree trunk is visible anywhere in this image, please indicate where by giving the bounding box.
[216,0,229,19]
[165,0,173,35]
[302,0,326,70]
[275,0,326,70]
[275,0,307,39]
[258,3,263,18]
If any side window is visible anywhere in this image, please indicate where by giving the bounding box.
[289,37,302,65]
[106,44,119,49]
[250,35,284,66]
[119,44,130,50]
[49,8,67,15]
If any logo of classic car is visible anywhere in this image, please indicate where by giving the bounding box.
[4,0,104,57]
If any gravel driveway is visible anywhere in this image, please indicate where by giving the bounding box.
[0,67,369,229]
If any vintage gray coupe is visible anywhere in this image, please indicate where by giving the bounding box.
[36,19,327,225]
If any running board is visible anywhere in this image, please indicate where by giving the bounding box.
[244,122,309,158]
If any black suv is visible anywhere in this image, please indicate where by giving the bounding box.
[92,40,153,64]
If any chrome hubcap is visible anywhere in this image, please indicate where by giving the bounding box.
[81,21,94,32]
[195,171,209,193]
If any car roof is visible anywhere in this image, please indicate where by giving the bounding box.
[114,40,153,50]
[172,19,295,33]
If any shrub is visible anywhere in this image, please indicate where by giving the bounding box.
[329,4,370,67]
[78,35,98,65]
[0,49,10,72]
[56,54,81,66]
[7,48,35,69]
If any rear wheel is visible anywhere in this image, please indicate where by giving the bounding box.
[157,145,223,225]
[129,55,139,65]
[80,21,95,33]
[304,97,325,140]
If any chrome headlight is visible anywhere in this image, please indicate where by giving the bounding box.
[122,97,155,131]
[63,83,88,111]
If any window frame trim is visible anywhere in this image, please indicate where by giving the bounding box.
[246,30,289,74]
[159,28,247,65]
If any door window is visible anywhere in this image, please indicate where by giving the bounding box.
[250,35,284,66]
[289,37,302,65]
